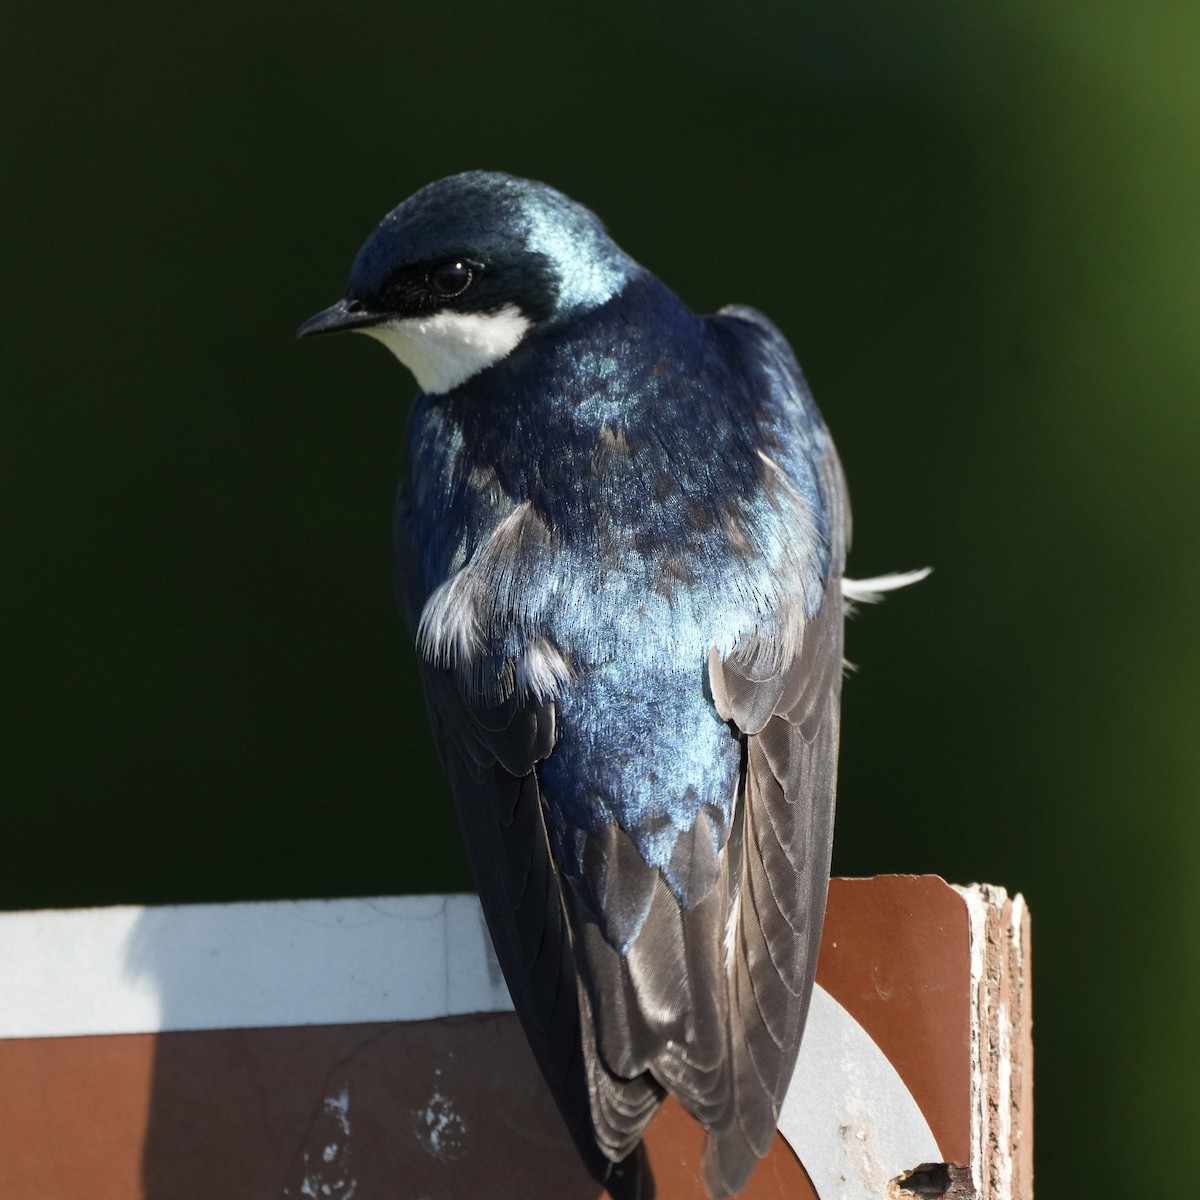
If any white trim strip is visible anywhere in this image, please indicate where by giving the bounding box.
[0,895,513,1039]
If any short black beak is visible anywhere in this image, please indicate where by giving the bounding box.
[296,297,387,339]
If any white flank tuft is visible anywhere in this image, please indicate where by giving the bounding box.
[360,304,532,394]
[515,637,572,702]
[417,571,482,666]
[842,567,932,605]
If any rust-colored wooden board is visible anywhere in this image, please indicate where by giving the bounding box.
[0,878,1030,1199]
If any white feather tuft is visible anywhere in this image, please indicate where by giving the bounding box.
[417,571,482,666]
[515,637,573,703]
[842,567,932,605]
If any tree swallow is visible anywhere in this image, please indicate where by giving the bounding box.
[299,172,920,1199]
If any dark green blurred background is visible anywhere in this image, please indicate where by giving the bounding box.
[4,2,1197,1195]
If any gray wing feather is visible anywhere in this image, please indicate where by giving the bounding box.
[701,445,848,1199]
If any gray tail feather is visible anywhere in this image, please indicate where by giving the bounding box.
[701,1126,758,1200]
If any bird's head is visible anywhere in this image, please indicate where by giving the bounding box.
[298,172,638,394]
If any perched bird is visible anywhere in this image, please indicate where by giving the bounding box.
[299,173,908,1199]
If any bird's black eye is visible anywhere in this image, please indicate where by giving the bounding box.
[428,260,475,298]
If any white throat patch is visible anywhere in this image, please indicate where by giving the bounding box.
[359,304,532,394]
